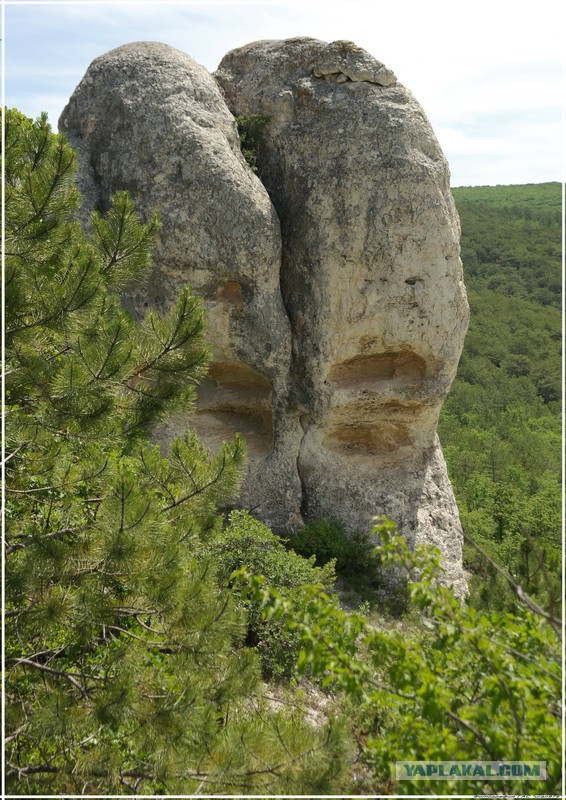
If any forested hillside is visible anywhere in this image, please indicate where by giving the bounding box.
[5,113,560,796]
[439,183,561,611]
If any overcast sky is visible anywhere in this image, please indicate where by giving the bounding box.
[4,0,564,187]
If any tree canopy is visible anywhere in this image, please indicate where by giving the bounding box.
[4,110,561,796]
[4,109,347,795]
[440,183,561,612]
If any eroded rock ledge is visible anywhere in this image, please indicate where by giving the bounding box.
[60,37,469,593]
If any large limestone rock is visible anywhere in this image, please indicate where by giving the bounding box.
[215,38,469,591]
[60,37,469,592]
[59,42,304,530]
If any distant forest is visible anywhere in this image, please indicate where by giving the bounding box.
[440,182,561,612]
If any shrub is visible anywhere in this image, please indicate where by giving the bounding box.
[288,519,411,615]
[241,518,562,795]
[289,519,372,575]
[211,510,335,678]
[235,110,270,172]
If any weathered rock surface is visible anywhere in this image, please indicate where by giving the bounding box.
[59,42,304,530]
[215,37,469,592]
[311,39,397,85]
[60,37,469,592]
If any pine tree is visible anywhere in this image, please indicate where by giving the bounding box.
[4,110,348,795]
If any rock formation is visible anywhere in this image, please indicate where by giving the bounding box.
[59,42,303,530]
[60,37,469,592]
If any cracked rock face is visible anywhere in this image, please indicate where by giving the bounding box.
[61,37,469,592]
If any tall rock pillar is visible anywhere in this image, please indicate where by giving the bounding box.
[215,38,469,591]
[59,42,304,530]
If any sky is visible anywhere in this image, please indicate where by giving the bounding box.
[3,0,564,187]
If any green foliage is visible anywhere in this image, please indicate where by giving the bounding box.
[211,511,335,677]
[235,109,270,172]
[452,183,561,307]
[239,519,562,796]
[440,184,561,613]
[4,110,349,795]
[452,181,561,212]
[288,518,368,576]
[7,113,559,798]
[285,518,399,609]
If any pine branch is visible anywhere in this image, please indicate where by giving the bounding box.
[19,139,74,232]
[162,453,228,512]
[463,532,562,634]
[6,525,88,555]
[4,723,28,745]
[6,658,91,699]
[2,441,28,465]
[104,625,162,647]
[6,459,108,496]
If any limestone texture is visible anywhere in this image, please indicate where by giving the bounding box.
[59,42,303,530]
[216,37,469,592]
[61,37,469,592]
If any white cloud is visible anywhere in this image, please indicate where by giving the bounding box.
[438,119,562,186]
[5,0,564,185]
